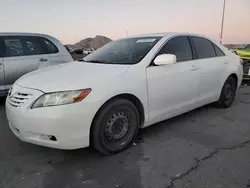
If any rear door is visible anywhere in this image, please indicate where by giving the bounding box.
[190,36,227,102]
[3,36,50,89]
[0,37,5,94]
[37,37,73,65]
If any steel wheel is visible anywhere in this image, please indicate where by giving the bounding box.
[91,99,140,155]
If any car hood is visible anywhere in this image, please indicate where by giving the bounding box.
[16,61,131,93]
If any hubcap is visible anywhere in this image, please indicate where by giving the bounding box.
[105,112,129,141]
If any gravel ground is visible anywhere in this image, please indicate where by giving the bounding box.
[0,86,250,188]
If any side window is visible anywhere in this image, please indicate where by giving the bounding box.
[191,37,216,59]
[4,38,25,57]
[0,38,4,57]
[22,37,44,55]
[213,44,225,57]
[38,37,59,54]
[158,36,193,62]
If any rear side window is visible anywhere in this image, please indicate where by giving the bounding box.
[4,38,25,57]
[214,45,225,57]
[23,38,43,55]
[191,37,216,59]
[158,36,193,62]
[37,37,59,54]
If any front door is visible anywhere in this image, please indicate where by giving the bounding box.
[3,36,50,90]
[146,36,200,120]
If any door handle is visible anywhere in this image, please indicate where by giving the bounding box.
[39,58,48,62]
[224,61,228,64]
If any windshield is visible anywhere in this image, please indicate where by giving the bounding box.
[83,37,161,65]
[245,44,250,49]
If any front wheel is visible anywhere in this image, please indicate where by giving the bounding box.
[91,99,140,155]
[216,76,237,108]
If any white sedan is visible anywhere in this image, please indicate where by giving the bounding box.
[5,33,243,155]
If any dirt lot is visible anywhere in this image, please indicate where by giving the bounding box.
[0,86,250,188]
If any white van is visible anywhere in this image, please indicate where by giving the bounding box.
[0,33,73,96]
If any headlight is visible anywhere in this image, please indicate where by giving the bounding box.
[31,88,91,108]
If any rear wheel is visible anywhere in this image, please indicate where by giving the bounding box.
[217,76,237,108]
[91,99,140,155]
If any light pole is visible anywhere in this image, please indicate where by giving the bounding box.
[125,28,128,37]
[220,0,226,44]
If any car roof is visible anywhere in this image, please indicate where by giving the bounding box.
[125,32,211,39]
[0,32,53,38]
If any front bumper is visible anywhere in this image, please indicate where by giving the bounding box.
[5,84,95,150]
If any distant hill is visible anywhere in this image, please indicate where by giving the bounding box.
[224,44,248,50]
[66,35,112,50]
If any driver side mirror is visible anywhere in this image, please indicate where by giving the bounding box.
[154,54,177,66]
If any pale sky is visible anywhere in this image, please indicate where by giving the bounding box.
[0,0,249,44]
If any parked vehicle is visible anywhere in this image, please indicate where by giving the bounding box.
[234,44,250,80]
[83,48,94,55]
[64,45,73,54]
[72,48,83,54]
[0,33,73,96]
[6,33,243,155]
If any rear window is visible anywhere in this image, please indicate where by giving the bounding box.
[191,36,216,59]
[37,37,59,54]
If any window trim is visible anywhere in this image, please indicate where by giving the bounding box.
[190,36,219,60]
[36,37,59,54]
[150,35,194,66]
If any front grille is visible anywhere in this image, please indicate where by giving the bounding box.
[8,92,33,108]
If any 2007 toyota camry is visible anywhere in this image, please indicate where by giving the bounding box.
[6,33,243,155]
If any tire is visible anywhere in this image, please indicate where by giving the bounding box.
[217,76,237,108]
[91,99,140,155]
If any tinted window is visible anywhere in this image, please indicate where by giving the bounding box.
[0,38,4,57]
[23,38,43,55]
[191,37,216,59]
[38,37,58,54]
[214,44,225,56]
[158,36,193,62]
[4,38,25,57]
[84,37,161,64]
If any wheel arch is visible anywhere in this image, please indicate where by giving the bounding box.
[89,93,145,144]
[228,73,238,88]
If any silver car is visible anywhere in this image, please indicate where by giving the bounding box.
[0,33,73,96]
